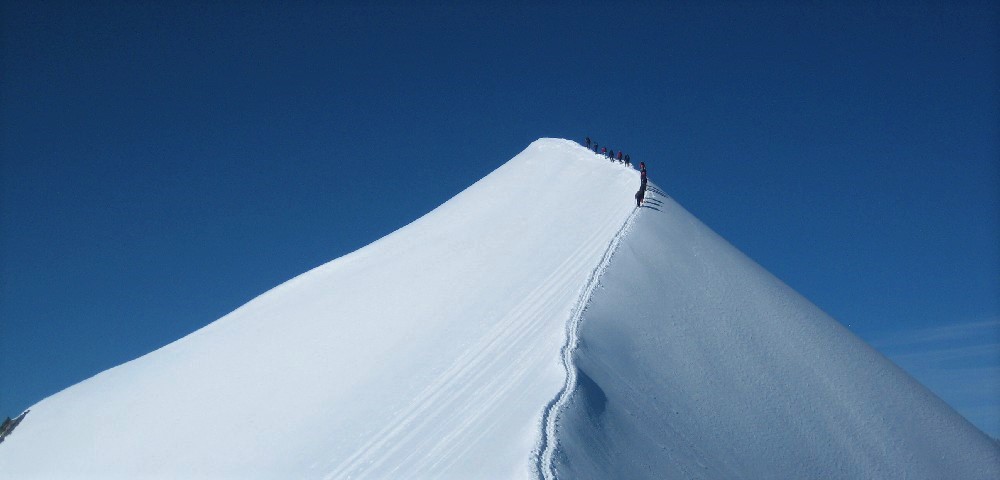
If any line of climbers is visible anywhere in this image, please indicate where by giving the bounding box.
[582,136,648,207]
[584,136,631,167]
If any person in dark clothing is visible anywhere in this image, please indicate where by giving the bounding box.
[585,136,591,149]
[636,162,648,206]
[624,154,631,167]
[617,151,623,163]
[594,143,599,153]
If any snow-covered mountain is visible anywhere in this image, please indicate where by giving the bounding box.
[1,139,996,479]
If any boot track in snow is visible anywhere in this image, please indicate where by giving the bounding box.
[534,204,640,480]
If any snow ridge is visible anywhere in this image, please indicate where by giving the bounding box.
[535,203,639,479]
[548,187,1000,479]
[0,138,640,479]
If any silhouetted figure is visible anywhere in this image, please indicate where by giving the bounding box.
[624,154,631,167]
[636,161,648,206]
[585,136,591,149]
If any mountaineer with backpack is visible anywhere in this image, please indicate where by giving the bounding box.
[635,162,648,206]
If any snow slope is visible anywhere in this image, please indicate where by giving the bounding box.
[548,185,1000,479]
[3,138,997,479]
[0,139,637,478]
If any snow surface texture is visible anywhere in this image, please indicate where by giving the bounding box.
[550,185,1000,479]
[0,139,638,479]
[2,138,998,479]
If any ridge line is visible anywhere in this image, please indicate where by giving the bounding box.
[533,205,639,480]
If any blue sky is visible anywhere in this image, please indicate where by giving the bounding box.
[2,1,997,436]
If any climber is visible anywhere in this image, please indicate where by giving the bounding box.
[635,162,648,206]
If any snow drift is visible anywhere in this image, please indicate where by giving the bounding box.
[548,184,1000,479]
[0,139,636,478]
[1,138,997,479]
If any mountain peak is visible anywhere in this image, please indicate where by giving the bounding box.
[2,140,996,478]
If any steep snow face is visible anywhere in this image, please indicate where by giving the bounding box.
[4,138,996,479]
[550,186,1000,479]
[0,139,638,479]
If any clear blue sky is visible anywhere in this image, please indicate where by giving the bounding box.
[2,1,997,436]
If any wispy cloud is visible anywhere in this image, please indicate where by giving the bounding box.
[867,318,1000,439]
[870,319,1000,349]
[886,343,1000,363]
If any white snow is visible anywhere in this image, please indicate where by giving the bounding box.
[1,138,997,479]
[549,184,1000,479]
[0,139,636,479]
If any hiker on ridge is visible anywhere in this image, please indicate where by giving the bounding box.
[636,162,648,207]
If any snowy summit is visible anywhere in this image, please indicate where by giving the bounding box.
[1,139,997,479]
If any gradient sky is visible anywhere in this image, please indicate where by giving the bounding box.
[2,1,997,437]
